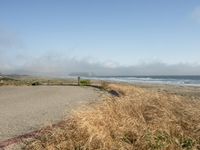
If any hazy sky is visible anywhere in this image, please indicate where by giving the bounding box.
[1,0,200,76]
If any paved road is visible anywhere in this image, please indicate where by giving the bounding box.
[0,86,102,141]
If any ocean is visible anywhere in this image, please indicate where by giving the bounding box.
[84,76,200,86]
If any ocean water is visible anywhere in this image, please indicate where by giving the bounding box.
[85,76,200,86]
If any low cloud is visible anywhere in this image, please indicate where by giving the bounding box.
[1,54,200,76]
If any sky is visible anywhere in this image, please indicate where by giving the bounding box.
[1,0,200,76]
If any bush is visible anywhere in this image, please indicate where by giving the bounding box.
[80,80,91,86]
[32,81,41,86]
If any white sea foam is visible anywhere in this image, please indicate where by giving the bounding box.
[83,76,200,87]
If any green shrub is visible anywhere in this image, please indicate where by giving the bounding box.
[181,137,195,150]
[80,80,91,86]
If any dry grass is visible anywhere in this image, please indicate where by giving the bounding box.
[25,84,200,150]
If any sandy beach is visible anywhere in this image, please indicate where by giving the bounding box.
[133,83,200,100]
[0,86,103,141]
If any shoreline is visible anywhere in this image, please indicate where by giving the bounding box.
[91,79,200,100]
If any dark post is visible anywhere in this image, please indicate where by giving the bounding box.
[78,76,80,86]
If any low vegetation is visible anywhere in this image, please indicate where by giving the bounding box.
[25,84,200,150]
[0,77,26,86]
[80,80,91,86]
[0,77,77,86]
[31,81,41,86]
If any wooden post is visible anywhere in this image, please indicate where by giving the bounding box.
[78,76,80,86]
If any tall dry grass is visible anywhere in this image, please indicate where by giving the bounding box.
[25,84,200,150]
